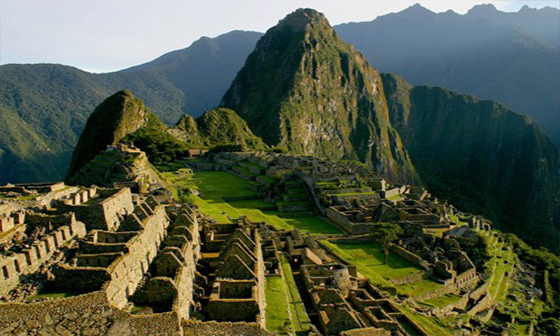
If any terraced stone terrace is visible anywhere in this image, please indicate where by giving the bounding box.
[190,171,341,235]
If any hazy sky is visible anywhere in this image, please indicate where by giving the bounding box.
[1,0,558,73]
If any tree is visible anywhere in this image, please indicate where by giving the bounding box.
[369,223,403,264]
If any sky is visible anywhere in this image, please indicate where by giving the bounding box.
[1,0,558,73]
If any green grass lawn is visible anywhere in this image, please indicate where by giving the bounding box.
[322,242,424,280]
[194,171,257,201]
[395,279,443,297]
[265,276,293,334]
[190,171,340,234]
[228,199,276,209]
[482,233,515,302]
[320,241,395,293]
[279,255,312,333]
[240,160,266,170]
[422,294,463,307]
[399,304,453,336]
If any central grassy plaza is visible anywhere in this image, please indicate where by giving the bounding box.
[190,171,341,235]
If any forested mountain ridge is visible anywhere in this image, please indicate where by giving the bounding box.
[383,73,560,252]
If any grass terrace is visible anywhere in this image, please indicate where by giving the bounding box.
[189,171,341,235]
[280,255,312,334]
[265,254,313,335]
[395,279,443,297]
[265,276,293,334]
[399,304,453,336]
[320,241,437,294]
[421,293,463,307]
[26,289,83,301]
[322,242,424,279]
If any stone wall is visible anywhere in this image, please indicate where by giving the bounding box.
[0,291,183,336]
[331,192,379,205]
[96,188,134,231]
[389,273,426,286]
[33,186,80,209]
[388,244,431,270]
[53,203,169,307]
[467,294,495,317]
[429,292,470,316]
[0,220,86,296]
[413,279,456,301]
[325,207,384,234]
[340,327,391,336]
[325,207,352,233]
[104,205,169,308]
[182,320,274,336]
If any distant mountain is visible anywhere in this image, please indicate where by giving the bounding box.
[335,4,560,146]
[0,31,261,184]
[222,8,419,184]
[467,4,560,49]
[121,31,263,115]
[383,73,560,252]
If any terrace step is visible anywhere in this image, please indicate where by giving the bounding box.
[282,193,309,202]
[276,201,312,212]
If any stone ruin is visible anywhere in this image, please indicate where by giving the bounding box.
[0,151,508,335]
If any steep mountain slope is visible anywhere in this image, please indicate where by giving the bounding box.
[335,4,560,146]
[0,31,261,184]
[175,108,266,150]
[221,8,419,184]
[0,107,63,183]
[66,90,162,180]
[67,90,266,183]
[383,73,560,252]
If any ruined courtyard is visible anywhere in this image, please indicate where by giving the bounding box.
[0,146,547,335]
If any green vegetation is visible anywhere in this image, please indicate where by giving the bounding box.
[321,242,421,280]
[221,8,419,184]
[194,171,257,200]
[0,31,261,183]
[383,72,560,253]
[399,304,452,336]
[279,254,312,333]
[176,108,267,150]
[481,233,515,302]
[26,289,82,301]
[265,276,293,334]
[188,171,340,234]
[422,294,462,307]
[319,241,438,294]
[395,279,444,297]
[125,114,189,166]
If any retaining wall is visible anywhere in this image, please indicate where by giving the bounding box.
[0,291,183,336]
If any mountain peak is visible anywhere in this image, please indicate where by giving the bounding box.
[467,4,499,16]
[66,90,154,181]
[221,9,420,184]
[277,8,328,31]
[402,3,434,15]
